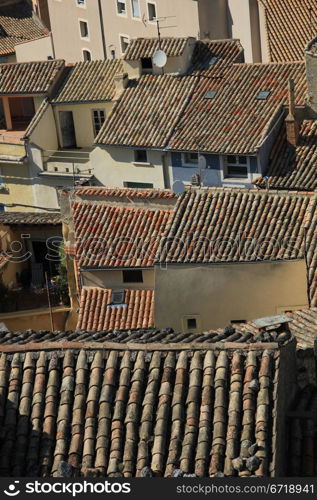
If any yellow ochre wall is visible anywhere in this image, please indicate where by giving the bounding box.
[154,260,309,331]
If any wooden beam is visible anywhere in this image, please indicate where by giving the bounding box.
[2,97,12,130]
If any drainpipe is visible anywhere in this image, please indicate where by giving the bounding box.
[162,152,171,189]
[97,0,107,59]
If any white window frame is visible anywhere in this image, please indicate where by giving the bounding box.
[82,48,92,61]
[223,155,249,179]
[79,19,89,40]
[116,0,127,16]
[131,0,141,19]
[182,152,199,167]
[92,109,106,136]
[119,34,130,54]
[147,1,157,22]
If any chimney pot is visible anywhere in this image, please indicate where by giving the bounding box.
[285,78,299,146]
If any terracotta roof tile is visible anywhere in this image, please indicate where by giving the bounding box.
[0,344,286,477]
[160,188,317,306]
[255,120,317,191]
[0,212,61,225]
[0,0,47,56]
[123,37,191,61]
[0,59,64,95]
[52,59,123,103]
[76,288,155,332]
[260,0,317,62]
[72,201,171,268]
[97,61,306,154]
[74,186,176,200]
[189,39,244,74]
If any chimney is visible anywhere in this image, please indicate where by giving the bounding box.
[305,36,317,112]
[285,78,299,146]
[113,72,129,100]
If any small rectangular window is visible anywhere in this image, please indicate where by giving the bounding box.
[83,49,91,61]
[147,2,156,21]
[187,318,197,330]
[76,0,85,5]
[134,149,148,163]
[183,152,198,165]
[125,182,154,189]
[117,0,126,14]
[92,109,105,136]
[0,203,5,212]
[79,20,89,38]
[224,155,248,178]
[120,35,130,54]
[141,57,153,70]
[131,0,140,17]
[122,270,143,283]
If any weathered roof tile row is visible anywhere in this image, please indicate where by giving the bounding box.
[72,201,171,268]
[0,212,61,225]
[76,288,154,331]
[123,37,191,61]
[52,59,123,103]
[0,346,281,477]
[74,186,176,200]
[0,59,64,95]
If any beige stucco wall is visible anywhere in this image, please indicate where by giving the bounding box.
[91,146,167,188]
[0,306,69,331]
[81,268,154,289]
[54,102,113,148]
[15,35,54,62]
[48,0,105,62]
[154,260,309,331]
[227,0,261,62]
[0,162,36,212]
[198,0,228,39]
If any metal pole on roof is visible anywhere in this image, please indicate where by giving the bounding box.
[45,272,55,332]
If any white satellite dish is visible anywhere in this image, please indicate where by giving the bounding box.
[198,155,207,169]
[153,49,167,68]
[172,180,185,195]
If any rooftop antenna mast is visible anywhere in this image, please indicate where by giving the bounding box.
[152,16,177,74]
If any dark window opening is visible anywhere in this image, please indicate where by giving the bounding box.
[231,320,247,324]
[141,57,153,70]
[134,149,148,162]
[122,270,143,283]
[125,182,153,189]
[187,318,197,330]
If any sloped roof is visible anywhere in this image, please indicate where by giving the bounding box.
[0,212,61,225]
[95,74,197,148]
[96,61,306,154]
[52,59,123,104]
[76,287,154,331]
[123,37,191,61]
[160,188,317,306]
[0,0,47,56]
[0,343,288,477]
[0,59,64,95]
[254,120,317,191]
[168,61,306,154]
[74,186,176,200]
[72,201,171,268]
[259,0,317,62]
[190,39,244,74]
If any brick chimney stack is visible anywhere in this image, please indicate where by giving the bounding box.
[285,78,299,146]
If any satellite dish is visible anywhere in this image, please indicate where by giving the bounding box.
[198,155,207,169]
[172,180,185,195]
[153,49,167,68]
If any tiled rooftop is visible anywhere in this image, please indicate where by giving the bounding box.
[190,39,244,74]
[123,37,191,61]
[74,186,176,200]
[0,212,61,225]
[72,200,171,268]
[0,343,288,476]
[76,288,154,332]
[52,59,123,104]
[168,61,306,154]
[160,188,317,306]
[95,74,196,148]
[0,0,47,56]
[96,61,306,154]
[260,0,317,62]
[254,120,317,191]
[0,59,64,95]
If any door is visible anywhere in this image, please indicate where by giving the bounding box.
[59,111,76,148]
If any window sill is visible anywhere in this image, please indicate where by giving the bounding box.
[133,161,152,167]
